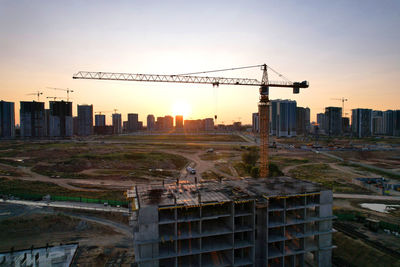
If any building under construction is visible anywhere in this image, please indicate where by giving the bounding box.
[129,177,334,267]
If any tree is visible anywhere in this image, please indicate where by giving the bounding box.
[241,148,259,167]
[268,163,284,177]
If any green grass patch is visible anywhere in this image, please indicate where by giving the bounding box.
[288,163,371,193]
[270,156,309,167]
[333,232,400,267]
[214,163,233,176]
[0,178,125,201]
[339,162,400,180]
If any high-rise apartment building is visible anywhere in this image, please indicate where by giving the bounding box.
[48,101,73,137]
[342,117,350,134]
[324,107,342,136]
[164,116,174,131]
[147,115,155,131]
[372,111,384,135]
[296,107,310,135]
[383,110,394,136]
[316,113,325,134]
[184,119,203,132]
[95,114,106,127]
[204,118,214,131]
[130,177,334,267]
[394,110,400,136]
[77,104,93,136]
[112,113,122,134]
[270,99,297,137]
[156,117,164,131]
[0,101,15,138]
[20,101,46,138]
[352,108,372,138]
[73,117,79,135]
[128,113,139,132]
[175,115,183,130]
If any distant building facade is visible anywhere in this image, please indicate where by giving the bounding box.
[342,117,350,134]
[20,101,46,138]
[164,116,174,131]
[48,101,73,137]
[77,104,93,136]
[372,110,384,135]
[175,115,183,130]
[204,118,214,131]
[95,114,106,127]
[0,101,15,138]
[270,99,297,137]
[127,113,139,132]
[184,119,203,132]
[352,108,372,138]
[296,107,310,135]
[324,107,342,136]
[316,113,325,134]
[112,113,122,134]
[156,117,164,131]
[147,115,155,131]
[395,110,400,136]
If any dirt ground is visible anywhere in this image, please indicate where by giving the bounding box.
[0,203,134,266]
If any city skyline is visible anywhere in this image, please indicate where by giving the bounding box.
[1,1,399,125]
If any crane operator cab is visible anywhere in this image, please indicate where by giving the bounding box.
[259,85,269,96]
[292,80,309,94]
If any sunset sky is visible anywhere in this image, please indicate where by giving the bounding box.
[1,0,399,125]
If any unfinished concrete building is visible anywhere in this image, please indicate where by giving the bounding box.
[129,177,335,267]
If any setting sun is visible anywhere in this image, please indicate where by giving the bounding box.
[171,100,191,117]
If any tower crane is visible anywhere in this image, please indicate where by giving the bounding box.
[331,97,348,116]
[46,96,68,101]
[73,64,308,178]
[47,87,74,101]
[26,91,43,101]
[95,111,113,115]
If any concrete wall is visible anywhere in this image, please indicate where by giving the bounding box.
[136,205,159,267]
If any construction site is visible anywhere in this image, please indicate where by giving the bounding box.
[128,177,334,267]
[71,64,335,267]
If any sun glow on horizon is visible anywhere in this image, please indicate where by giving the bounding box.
[171,100,191,118]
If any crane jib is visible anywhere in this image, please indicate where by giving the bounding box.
[72,71,304,88]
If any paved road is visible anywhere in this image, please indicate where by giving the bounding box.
[334,193,400,201]
[0,199,129,213]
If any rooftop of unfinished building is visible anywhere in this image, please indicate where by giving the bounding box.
[132,176,324,208]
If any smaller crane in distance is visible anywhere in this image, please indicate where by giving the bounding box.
[46,96,68,101]
[95,111,113,115]
[26,91,43,101]
[331,97,348,116]
[47,87,74,102]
